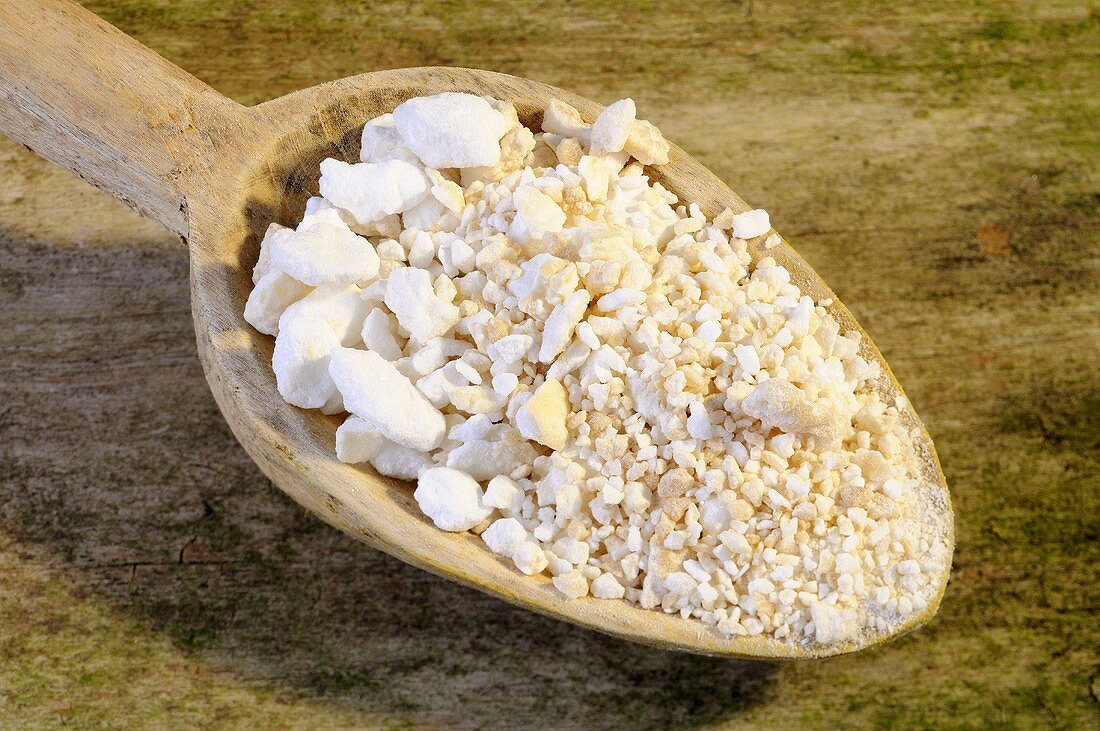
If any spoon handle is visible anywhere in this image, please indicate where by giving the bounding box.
[0,0,249,238]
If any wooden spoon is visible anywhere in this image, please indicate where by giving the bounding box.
[0,0,953,659]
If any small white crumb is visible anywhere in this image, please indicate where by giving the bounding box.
[539,290,590,364]
[384,267,460,342]
[591,98,636,154]
[393,92,509,168]
[370,440,434,480]
[269,222,380,287]
[244,270,311,336]
[359,113,419,164]
[591,573,626,599]
[542,99,591,142]
[335,415,384,463]
[811,601,860,645]
[509,185,566,248]
[360,308,403,361]
[482,475,521,510]
[272,285,368,409]
[482,518,528,556]
[328,347,445,451]
[552,570,590,599]
[319,158,431,225]
[414,467,493,531]
[512,541,549,575]
[623,118,670,165]
[515,378,569,450]
[731,208,771,239]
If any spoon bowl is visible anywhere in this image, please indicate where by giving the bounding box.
[0,0,953,659]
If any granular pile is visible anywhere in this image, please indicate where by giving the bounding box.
[245,93,951,647]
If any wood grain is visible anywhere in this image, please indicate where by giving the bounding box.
[0,0,248,236]
[2,0,1095,727]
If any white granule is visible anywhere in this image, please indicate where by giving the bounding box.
[247,92,950,648]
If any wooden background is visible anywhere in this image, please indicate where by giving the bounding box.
[1,1,1096,728]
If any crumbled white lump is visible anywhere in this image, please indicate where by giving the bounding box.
[245,93,950,647]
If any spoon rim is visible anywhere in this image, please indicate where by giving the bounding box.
[186,66,954,659]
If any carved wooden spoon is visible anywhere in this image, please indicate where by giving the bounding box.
[0,0,953,658]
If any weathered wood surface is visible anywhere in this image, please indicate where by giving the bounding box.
[1,0,1096,727]
[0,0,245,237]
